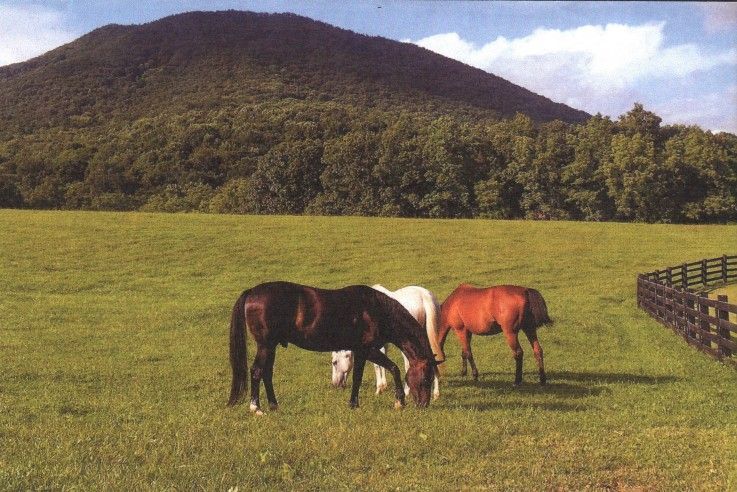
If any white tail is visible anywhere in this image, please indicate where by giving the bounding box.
[421,291,444,375]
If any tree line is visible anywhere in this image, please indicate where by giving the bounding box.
[1,102,735,223]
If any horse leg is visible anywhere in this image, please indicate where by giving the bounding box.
[457,329,478,380]
[465,333,479,381]
[523,328,546,385]
[263,347,279,410]
[349,353,367,409]
[374,363,386,394]
[437,321,452,368]
[503,330,524,386]
[374,346,387,395]
[454,327,469,377]
[366,347,406,409]
[249,345,269,415]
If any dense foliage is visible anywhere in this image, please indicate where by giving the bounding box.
[0,11,734,223]
[1,101,734,223]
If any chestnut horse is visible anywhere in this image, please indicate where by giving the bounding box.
[228,281,438,414]
[438,284,552,385]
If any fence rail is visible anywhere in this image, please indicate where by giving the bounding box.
[637,254,737,368]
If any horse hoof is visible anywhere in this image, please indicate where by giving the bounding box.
[376,383,387,395]
[249,402,260,413]
[433,392,440,401]
[269,403,279,411]
[349,401,359,409]
[394,400,404,410]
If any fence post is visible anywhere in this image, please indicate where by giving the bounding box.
[686,291,696,341]
[678,288,687,337]
[666,268,672,286]
[722,255,728,283]
[699,291,711,350]
[681,263,688,289]
[701,259,707,287]
[672,286,682,335]
[717,294,732,358]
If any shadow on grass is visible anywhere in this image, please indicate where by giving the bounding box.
[446,378,609,399]
[545,370,680,385]
[440,370,680,412]
[445,370,679,388]
[448,399,586,412]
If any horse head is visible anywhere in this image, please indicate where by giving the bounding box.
[331,350,353,388]
[405,357,435,408]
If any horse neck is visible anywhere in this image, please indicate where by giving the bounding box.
[371,287,433,362]
[394,330,432,364]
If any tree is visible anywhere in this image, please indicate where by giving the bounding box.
[515,120,573,220]
[307,130,381,215]
[373,115,425,216]
[417,117,474,218]
[664,127,737,222]
[602,132,676,222]
[618,103,663,142]
[208,178,259,214]
[562,114,615,220]
[249,140,324,214]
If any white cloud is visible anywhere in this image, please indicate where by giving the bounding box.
[699,3,737,32]
[411,23,737,129]
[0,4,78,66]
[654,85,737,134]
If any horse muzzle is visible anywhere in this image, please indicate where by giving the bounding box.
[331,372,348,389]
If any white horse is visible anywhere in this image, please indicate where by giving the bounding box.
[331,285,443,400]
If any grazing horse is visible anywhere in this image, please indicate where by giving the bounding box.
[438,284,552,385]
[228,281,438,413]
[331,285,442,400]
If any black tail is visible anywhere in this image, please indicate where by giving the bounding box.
[228,289,250,406]
[526,288,553,328]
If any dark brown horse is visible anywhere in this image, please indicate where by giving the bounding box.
[228,281,439,413]
[437,284,552,385]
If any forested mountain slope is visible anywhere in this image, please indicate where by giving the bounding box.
[0,11,734,222]
[0,10,588,134]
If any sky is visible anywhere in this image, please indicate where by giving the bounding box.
[1,1,736,133]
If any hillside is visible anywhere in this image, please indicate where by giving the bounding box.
[0,10,588,134]
[0,11,735,223]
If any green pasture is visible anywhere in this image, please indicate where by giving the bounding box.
[1,210,736,490]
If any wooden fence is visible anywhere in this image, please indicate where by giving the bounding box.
[637,255,737,368]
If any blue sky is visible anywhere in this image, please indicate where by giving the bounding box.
[1,1,736,133]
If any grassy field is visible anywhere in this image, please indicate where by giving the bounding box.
[1,210,736,490]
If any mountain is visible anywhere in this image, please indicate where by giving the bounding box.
[0,10,588,135]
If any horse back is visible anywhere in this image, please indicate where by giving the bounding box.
[245,282,379,350]
[442,284,530,334]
